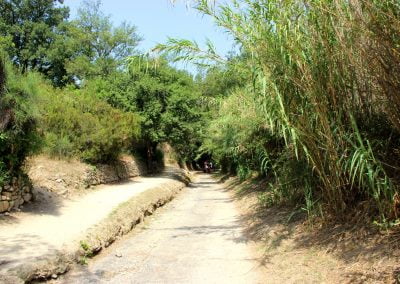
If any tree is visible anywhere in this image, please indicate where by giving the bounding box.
[162,72,204,163]
[66,0,141,80]
[0,0,69,75]
[129,57,205,165]
[88,56,204,167]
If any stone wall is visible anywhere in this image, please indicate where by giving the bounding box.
[0,175,33,213]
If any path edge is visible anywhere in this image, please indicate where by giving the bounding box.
[1,171,192,284]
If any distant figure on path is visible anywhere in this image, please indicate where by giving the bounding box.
[204,161,211,173]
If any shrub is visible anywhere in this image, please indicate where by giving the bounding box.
[0,56,40,184]
[38,83,141,163]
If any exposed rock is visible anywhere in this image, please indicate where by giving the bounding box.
[23,193,32,202]
[0,176,32,213]
[0,201,9,212]
[2,192,12,199]
[17,198,24,207]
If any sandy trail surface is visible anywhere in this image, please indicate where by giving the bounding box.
[0,173,182,273]
[57,174,265,284]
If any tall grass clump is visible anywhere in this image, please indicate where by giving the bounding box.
[162,0,400,221]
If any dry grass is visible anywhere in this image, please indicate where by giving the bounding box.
[219,174,400,283]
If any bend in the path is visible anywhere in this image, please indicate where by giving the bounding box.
[60,174,265,284]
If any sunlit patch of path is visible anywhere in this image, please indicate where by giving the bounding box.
[60,174,265,283]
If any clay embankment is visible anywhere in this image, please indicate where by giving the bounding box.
[26,155,149,197]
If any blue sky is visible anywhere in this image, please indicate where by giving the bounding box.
[65,0,235,73]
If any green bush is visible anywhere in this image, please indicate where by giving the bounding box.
[38,83,141,163]
[0,57,40,184]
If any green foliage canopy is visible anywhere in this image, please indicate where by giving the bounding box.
[0,0,69,77]
[65,0,141,80]
[90,56,205,163]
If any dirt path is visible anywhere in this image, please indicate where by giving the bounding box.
[0,171,185,275]
[56,174,265,283]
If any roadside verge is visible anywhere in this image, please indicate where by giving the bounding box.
[217,174,400,283]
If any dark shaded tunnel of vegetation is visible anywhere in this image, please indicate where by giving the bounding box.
[1,0,400,226]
